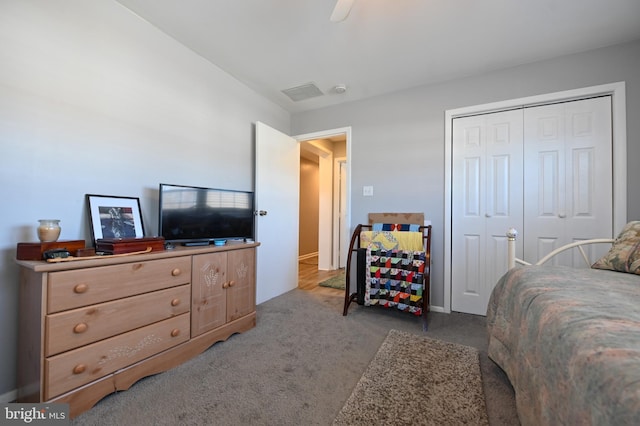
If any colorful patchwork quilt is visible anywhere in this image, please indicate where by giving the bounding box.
[371,223,421,232]
[364,247,426,315]
[360,230,424,251]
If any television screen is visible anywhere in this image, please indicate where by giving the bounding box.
[159,183,254,244]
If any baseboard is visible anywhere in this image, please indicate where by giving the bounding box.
[0,389,17,403]
[429,305,445,313]
[298,252,318,261]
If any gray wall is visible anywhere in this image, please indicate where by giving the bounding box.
[0,0,289,397]
[292,39,640,312]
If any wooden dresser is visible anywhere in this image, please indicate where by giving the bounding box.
[15,243,258,418]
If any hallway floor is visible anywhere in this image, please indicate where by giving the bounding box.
[298,256,343,290]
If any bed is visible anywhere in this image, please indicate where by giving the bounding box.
[486,221,640,425]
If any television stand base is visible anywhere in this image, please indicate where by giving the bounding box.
[182,241,210,247]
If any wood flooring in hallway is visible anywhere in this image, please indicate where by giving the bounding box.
[298,256,344,290]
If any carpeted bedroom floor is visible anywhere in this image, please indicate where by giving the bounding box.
[71,286,519,425]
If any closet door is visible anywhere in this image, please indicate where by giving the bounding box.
[523,96,613,265]
[451,110,523,315]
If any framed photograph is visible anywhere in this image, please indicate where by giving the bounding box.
[86,194,145,243]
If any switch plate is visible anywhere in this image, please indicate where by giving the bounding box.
[363,186,374,196]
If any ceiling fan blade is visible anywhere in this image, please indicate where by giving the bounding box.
[330,0,355,23]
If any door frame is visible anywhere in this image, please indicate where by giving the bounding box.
[299,141,333,270]
[443,82,627,314]
[334,156,348,268]
[294,127,352,270]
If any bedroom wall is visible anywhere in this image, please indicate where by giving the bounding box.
[291,38,640,312]
[0,0,289,398]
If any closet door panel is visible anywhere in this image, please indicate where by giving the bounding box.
[538,150,562,217]
[464,157,482,217]
[572,147,595,216]
[462,234,482,297]
[452,115,487,315]
[524,96,613,265]
[486,232,509,294]
[524,104,566,262]
[536,237,561,266]
[485,111,524,238]
[483,113,523,309]
[565,98,613,264]
[452,110,523,315]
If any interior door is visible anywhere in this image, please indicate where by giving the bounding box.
[338,160,348,268]
[451,110,523,315]
[523,96,613,265]
[255,121,300,304]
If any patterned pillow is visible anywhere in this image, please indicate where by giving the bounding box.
[592,221,640,274]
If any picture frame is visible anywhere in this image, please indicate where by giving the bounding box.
[86,194,145,244]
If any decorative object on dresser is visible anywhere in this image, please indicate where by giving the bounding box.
[86,194,145,243]
[95,236,166,254]
[15,243,259,418]
[37,219,62,242]
[16,240,86,261]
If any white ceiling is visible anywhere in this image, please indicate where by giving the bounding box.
[115,0,640,113]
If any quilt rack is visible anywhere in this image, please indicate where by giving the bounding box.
[342,213,432,321]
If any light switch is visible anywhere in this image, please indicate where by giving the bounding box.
[363,186,374,196]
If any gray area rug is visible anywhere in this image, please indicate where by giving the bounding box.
[334,329,489,425]
[318,271,346,289]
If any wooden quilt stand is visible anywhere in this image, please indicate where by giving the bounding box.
[342,213,432,322]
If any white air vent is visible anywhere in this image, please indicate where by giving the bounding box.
[282,83,324,102]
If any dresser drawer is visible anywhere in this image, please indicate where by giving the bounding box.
[44,313,190,400]
[47,256,191,313]
[45,284,190,356]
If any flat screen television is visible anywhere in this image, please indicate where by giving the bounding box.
[158,183,254,245]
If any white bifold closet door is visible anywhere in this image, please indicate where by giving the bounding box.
[451,109,524,315]
[451,96,613,315]
[523,96,613,266]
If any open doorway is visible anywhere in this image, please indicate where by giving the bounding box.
[295,128,351,289]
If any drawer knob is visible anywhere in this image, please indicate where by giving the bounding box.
[171,268,181,277]
[170,328,180,337]
[171,298,180,307]
[72,364,86,375]
[73,323,88,334]
[222,282,229,289]
[73,283,88,294]
[228,280,235,287]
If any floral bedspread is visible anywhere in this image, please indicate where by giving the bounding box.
[486,265,640,426]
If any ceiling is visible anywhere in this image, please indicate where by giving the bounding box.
[115,0,640,114]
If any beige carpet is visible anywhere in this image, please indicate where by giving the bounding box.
[334,329,489,426]
[69,288,517,425]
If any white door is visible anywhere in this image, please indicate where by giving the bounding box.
[338,160,348,268]
[255,122,300,304]
[317,149,333,271]
[523,96,613,265]
[451,110,524,315]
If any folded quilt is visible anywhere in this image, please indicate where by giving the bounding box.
[371,222,421,232]
[364,247,426,315]
[360,230,423,251]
